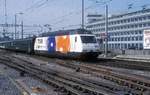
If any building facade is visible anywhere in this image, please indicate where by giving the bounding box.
[86,9,150,50]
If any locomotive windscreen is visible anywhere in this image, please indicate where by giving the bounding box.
[81,36,97,43]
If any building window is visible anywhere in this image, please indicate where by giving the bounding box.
[132,37,134,41]
[143,23,147,27]
[139,43,143,49]
[139,31,142,34]
[142,16,146,20]
[125,44,127,49]
[112,44,114,48]
[112,38,114,41]
[136,36,138,41]
[128,37,130,41]
[139,17,142,21]
[127,19,130,22]
[115,38,117,41]
[136,43,138,49]
[139,36,143,40]
[128,44,130,48]
[139,24,142,27]
[134,18,138,21]
[118,37,120,41]
[121,37,123,41]
[125,37,127,41]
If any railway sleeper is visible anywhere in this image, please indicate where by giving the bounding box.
[50,59,150,95]
[0,60,83,95]
[3,55,146,95]
[81,64,150,87]
[76,66,150,94]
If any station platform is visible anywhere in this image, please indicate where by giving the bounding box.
[114,55,150,62]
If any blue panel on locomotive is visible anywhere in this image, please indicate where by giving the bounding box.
[48,36,56,53]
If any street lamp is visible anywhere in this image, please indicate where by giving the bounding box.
[14,12,23,39]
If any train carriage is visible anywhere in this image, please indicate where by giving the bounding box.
[0,29,100,59]
[0,38,35,54]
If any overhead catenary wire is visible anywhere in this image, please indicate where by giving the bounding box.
[50,0,113,26]
[25,0,46,11]
[24,0,49,13]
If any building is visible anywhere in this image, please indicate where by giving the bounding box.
[86,9,150,50]
[87,14,104,23]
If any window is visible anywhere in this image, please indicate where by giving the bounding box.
[134,18,138,21]
[139,17,142,21]
[132,37,134,41]
[139,31,142,34]
[136,36,138,41]
[112,38,114,41]
[125,37,127,41]
[142,16,146,20]
[139,24,142,27]
[121,37,123,41]
[139,36,143,40]
[75,37,77,42]
[125,44,127,49]
[81,36,97,43]
[135,31,138,34]
[128,37,130,41]
[118,38,120,41]
[139,43,143,49]
[136,43,138,48]
[143,23,147,27]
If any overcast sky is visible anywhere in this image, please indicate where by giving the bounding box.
[0,0,150,31]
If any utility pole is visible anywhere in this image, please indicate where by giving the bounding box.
[5,0,7,24]
[82,0,84,29]
[15,14,17,39]
[14,12,23,39]
[3,0,7,38]
[21,20,23,39]
[105,5,108,57]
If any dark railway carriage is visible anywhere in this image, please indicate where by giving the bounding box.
[0,38,35,54]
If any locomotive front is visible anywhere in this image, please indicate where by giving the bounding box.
[77,33,100,59]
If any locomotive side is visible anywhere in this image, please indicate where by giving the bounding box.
[34,29,100,59]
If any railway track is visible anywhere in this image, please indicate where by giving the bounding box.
[96,58,150,71]
[54,59,150,95]
[0,54,122,95]
[0,52,150,95]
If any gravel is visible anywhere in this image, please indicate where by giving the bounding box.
[0,62,60,95]
[0,73,22,95]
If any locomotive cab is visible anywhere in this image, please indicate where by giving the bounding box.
[80,35,100,53]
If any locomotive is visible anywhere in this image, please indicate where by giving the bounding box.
[0,29,100,59]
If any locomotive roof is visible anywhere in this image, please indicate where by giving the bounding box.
[40,29,92,37]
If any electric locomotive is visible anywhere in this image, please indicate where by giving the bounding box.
[34,29,100,59]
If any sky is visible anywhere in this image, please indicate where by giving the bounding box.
[0,0,150,31]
